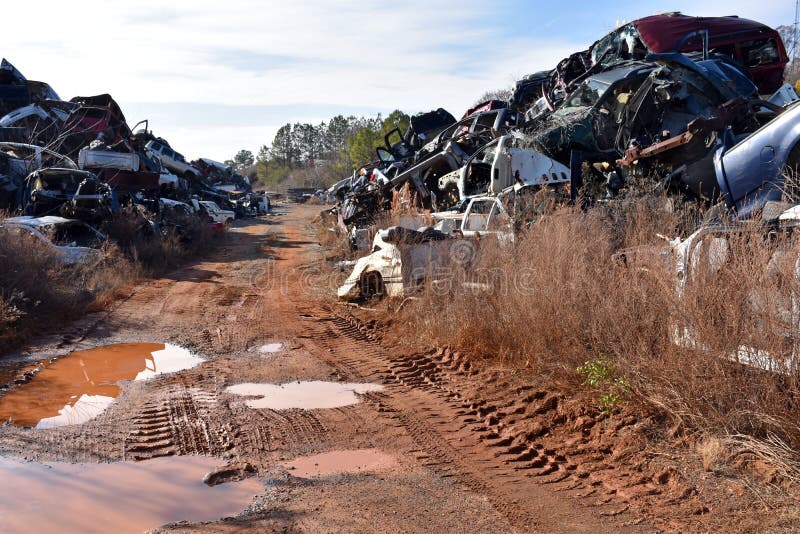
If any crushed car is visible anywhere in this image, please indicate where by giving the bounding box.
[338,225,453,300]
[339,194,518,301]
[0,215,105,265]
[437,131,570,206]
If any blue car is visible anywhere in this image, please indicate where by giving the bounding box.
[714,100,800,220]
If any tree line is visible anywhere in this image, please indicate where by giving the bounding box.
[227,110,410,189]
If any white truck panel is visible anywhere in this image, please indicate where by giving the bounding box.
[78,149,140,172]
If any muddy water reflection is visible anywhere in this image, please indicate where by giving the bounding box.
[0,343,203,428]
[284,449,397,478]
[0,455,262,534]
[226,381,384,410]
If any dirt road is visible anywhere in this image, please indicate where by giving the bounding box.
[0,203,672,532]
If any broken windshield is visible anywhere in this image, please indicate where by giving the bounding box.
[561,78,612,110]
[46,223,102,248]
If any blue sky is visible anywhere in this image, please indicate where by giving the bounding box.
[2,1,795,161]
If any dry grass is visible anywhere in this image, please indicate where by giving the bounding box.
[103,213,216,275]
[0,212,219,351]
[390,194,800,478]
[698,436,726,471]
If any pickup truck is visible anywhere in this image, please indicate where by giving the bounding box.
[437,132,570,207]
[339,195,514,300]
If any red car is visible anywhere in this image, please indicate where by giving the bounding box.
[592,13,788,94]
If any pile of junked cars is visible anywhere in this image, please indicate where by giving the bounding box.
[0,59,269,264]
[334,12,800,300]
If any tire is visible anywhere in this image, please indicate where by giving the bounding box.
[225,218,234,227]
[360,272,384,300]
[784,143,800,203]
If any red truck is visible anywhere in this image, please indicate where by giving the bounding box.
[592,13,789,94]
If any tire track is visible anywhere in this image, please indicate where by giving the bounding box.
[296,304,654,531]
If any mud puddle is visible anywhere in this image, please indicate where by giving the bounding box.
[0,343,203,428]
[226,380,383,409]
[284,449,397,478]
[0,455,262,533]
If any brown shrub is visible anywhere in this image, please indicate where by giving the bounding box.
[103,213,216,275]
[400,196,800,471]
[0,227,88,345]
[0,212,218,350]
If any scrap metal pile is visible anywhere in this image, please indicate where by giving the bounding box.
[333,13,800,301]
[0,59,269,263]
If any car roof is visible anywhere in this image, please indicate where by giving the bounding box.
[2,215,81,227]
[199,158,230,171]
[632,13,780,53]
[159,197,190,207]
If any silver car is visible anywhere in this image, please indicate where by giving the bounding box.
[145,139,201,179]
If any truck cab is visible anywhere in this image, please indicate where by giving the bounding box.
[438,133,570,207]
[459,196,513,241]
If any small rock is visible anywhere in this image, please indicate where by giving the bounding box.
[203,462,258,486]
[653,468,673,485]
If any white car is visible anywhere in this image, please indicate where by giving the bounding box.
[338,226,455,300]
[437,132,570,205]
[339,195,516,301]
[0,102,73,127]
[0,216,105,265]
[192,200,235,225]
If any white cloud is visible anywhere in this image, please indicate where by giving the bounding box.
[0,1,792,160]
[0,1,581,158]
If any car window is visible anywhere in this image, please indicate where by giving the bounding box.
[474,113,496,129]
[592,24,646,66]
[471,201,494,214]
[563,78,611,109]
[710,43,736,59]
[741,39,780,67]
[46,224,102,248]
[487,207,512,231]
[472,143,497,164]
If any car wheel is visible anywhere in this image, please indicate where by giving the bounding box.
[784,143,800,202]
[360,272,384,300]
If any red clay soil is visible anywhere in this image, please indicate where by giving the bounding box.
[0,202,796,533]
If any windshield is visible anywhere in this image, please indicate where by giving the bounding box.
[45,223,102,248]
[591,24,646,66]
[562,78,611,109]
